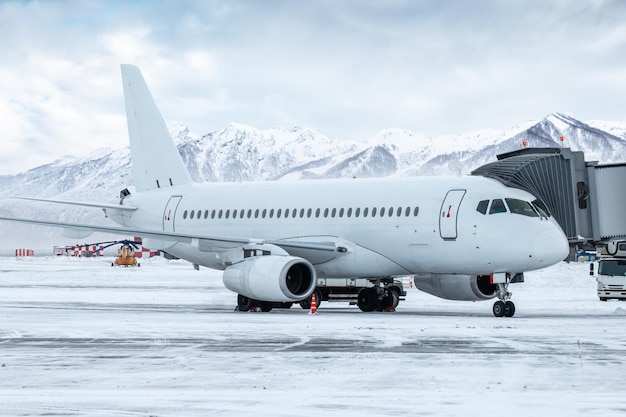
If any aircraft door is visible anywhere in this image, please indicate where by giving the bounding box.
[439,189,466,240]
[163,196,182,232]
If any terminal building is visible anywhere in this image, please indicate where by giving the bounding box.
[472,147,626,245]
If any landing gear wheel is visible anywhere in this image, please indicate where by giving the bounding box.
[504,301,516,317]
[260,302,273,312]
[299,289,322,310]
[237,294,254,312]
[357,288,380,312]
[492,300,506,317]
[377,288,399,312]
[600,297,608,302]
[389,288,400,309]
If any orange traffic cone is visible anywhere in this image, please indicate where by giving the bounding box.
[309,293,318,315]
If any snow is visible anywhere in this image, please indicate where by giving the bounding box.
[1,257,625,416]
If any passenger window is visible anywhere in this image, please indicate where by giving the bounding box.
[388,207,393,217]
[307,208,312,218]
[218,210,223,219]
[363,207,369,217]
[380,207,385,217]
[204,210,209,219]
[355,207,361,217]
[254,209,259,218]
[240,209,245,219]
[190,210,195,219]
[397,207,402,217]
[332,208,337,218]
[316,208,321,218]
[299,209,305,218]
[489,199,507,214]
[211,210,216,219]
[247,209,252,219]
[339,208,344,218]
[269,209,274,218]
[372,207,377,217]
[476,200,489,215]
[347,208,352,217]
[183,210,188,219]
[413,207,419,216]
[292,209,297,218]
[262,209,267,218]
[225,210,230,219]
[277,209,282,218]
[505,199,539,217]
[324,208,329,217]
[405,207,410,217]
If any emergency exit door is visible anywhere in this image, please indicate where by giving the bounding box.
[439,189,466,240]
[163,196,182,232]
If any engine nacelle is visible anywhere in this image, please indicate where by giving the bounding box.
[414,274,497,301]
[223,255,316,302]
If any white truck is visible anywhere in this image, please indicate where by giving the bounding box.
[590,240,626,301]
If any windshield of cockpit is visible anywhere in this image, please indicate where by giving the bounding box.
[476,198,551,218]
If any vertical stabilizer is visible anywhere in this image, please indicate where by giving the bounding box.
[121,64,193,192]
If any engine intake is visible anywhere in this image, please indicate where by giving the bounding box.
[223,255,316,302]
[414,274,497,301]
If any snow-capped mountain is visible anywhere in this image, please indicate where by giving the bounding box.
[1,112,625,248]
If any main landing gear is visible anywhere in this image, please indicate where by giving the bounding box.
[492,277,515,318]
[236,294,293,312]
[356,284,400,312]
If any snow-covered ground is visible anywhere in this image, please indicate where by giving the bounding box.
[1,257,625,416]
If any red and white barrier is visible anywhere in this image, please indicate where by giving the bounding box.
[69,245,104,257]
[134,246,159,258]
[15,249,34,257]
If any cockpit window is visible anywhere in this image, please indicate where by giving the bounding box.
[476,200,489,215]
[532,199,551,218]
[505,198,540,217]
[489,199,507,214]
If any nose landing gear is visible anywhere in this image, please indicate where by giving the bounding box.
[492,275,515,317]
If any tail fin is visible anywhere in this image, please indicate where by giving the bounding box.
[120,64,193,192]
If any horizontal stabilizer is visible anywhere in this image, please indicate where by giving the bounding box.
[14,197,137,211]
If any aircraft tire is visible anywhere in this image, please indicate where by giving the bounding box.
[237,294,254,312]
[504,301,515,317]
[357,288,379,312]
[389,288,400,308]
[492,300,506,317]
[377,288,398,311]
[299,289,322,310]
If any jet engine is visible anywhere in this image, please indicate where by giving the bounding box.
[223,255,316,302]
[413,274,497,301]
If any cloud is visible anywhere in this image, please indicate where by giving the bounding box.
[0,0,625,173]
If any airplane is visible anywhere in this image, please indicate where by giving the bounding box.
[0,64,569,317]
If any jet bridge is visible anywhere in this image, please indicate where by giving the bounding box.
[472,147,626,243]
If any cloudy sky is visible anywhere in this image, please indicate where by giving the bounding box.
[0,0,625,174]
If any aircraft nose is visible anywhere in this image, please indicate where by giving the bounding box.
[533,227,569,266]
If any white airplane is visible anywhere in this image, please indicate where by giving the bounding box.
[0,65,569,317]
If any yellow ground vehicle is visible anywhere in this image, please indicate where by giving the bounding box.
[112,243,140,267]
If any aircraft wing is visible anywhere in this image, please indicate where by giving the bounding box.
[0,216,339,254]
